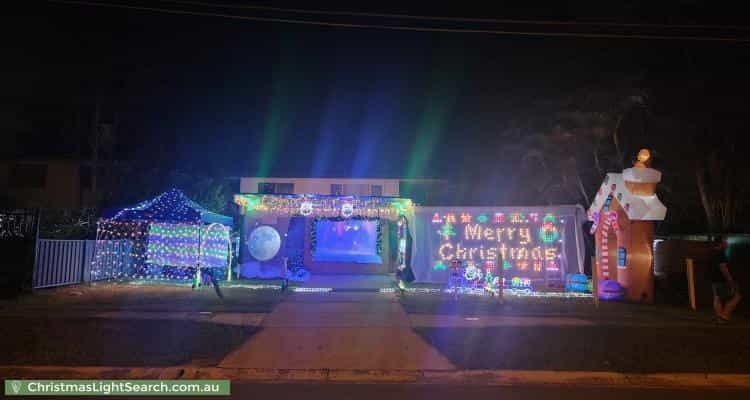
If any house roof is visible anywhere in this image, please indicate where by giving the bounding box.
[587,171,666,221]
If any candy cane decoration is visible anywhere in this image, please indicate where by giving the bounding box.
[589,212,600,234]
[598,211,620,279]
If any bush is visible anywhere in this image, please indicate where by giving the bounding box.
[38,208,98,240]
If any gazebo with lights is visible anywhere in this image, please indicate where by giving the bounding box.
[91,189,233,282]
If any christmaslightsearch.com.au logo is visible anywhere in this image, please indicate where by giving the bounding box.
[4,380,230,396]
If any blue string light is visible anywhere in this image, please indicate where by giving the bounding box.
[92,189,232,282]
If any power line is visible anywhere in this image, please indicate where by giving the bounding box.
[157,0,750,31]
[48,0,750,42]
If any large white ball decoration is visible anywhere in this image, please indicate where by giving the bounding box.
[247,225,281,261]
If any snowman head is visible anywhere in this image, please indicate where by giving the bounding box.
[341,203,354,218]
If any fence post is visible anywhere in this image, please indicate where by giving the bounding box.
[686,258,696,311]
[592,255,599,308]
[226,228,233,283]
[82,240,91,284]
[31,238,40,289]
[32,208,42,289]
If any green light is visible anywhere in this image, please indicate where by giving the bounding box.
[242,195,262,212]
[476,213,488,223]
[405,49,464,179]
[256,35,296,178]
[484,270,495,284]
[539,213,560,243]
[438,223,456,239]
[392,199,412,215]
[433,261,447,271]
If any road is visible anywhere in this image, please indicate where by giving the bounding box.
[176,383,750,400]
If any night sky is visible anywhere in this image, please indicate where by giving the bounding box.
[4,1,750,185]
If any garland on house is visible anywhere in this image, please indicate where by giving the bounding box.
[235,194,413,220]
[310,216,382,255]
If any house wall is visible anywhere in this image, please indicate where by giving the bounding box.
[239,177,400,196]
[240,213,396,277]
[0,163,9,204]
[0,160,83,208]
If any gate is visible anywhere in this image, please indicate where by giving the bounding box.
[32,239,133,288]
[33,240,89,288]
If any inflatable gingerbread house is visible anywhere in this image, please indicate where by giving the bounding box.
[588,149,667,302]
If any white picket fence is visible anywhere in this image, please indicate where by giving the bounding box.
[32,239,132,289]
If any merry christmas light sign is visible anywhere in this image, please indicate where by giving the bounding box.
[431,211,564,279]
